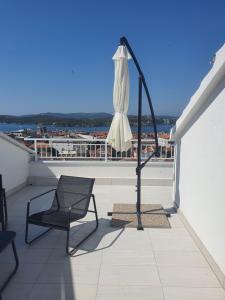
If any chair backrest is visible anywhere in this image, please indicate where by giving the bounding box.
[51,175,95,218]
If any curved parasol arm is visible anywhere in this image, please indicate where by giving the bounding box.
[120,36,159,169]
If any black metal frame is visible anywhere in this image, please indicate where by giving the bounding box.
[0,189,8,231]
[0,175,8,231]
[66,194,98,256]
[108,36,170,230]
[0,231,19,298]
[25,189,98,256]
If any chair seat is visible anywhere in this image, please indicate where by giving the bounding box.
[28,209,83,229]
[0,231,16,253]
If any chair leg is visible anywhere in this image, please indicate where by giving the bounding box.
[3,189,7,230]
[25,221,53,245]
[0,240,19,295]
[0,193,5,232]
[2,219,6,232]
[92,194,99,228]
[66,229,70,254]
[66,195,99,256]
[1,208,4,232]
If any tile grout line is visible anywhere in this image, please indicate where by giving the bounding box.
[93,214,106,300]
[25,282,38,300]
[25,261,48,299]
[176,212,225,289]
[94,188,112,300]
[94,249,103,300]
[147,230,166,300]
[94,187,110,300]
[25,228,63,298]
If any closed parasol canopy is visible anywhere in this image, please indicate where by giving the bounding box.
[107,45,133,152]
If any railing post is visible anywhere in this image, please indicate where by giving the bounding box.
[105,139,108,163]
[34,139,38,161]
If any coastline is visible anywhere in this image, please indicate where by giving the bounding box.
[0,123,172,133]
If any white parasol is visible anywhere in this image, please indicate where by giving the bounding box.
[107,45,132,152]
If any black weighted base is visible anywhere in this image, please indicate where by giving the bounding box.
[107,208,171,230]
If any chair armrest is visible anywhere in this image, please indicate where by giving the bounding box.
[29,188,56,203]
[26,189,56,219]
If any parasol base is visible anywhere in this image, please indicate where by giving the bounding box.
[108,203,171,229]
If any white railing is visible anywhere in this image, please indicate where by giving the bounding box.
[24,138,174,162]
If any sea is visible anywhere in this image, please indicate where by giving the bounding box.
[0,123,172,133]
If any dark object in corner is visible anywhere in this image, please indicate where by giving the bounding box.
[0,231,19,299]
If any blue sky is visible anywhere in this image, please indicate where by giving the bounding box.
[0,0,224,116]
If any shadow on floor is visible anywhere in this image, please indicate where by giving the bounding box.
[69,218,124,256]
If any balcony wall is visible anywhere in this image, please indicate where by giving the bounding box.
[28,160,173,186]
[0,133,32,195]
[172,44,225,285]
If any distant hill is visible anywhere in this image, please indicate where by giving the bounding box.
[0,112,177,127]
[21,112,113,119]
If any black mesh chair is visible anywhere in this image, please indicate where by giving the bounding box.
[0,231,19,299]
[25,175,98,256]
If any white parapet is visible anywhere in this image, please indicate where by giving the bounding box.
[28,160,173,186]
[0,132,33,195]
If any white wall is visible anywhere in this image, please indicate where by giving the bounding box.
[173,45,225,279]
[29,161,173,186]
[0,135,31,194]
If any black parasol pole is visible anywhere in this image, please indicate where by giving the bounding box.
[108,36,169,230]
[120,36,159,230]
[119,37,159,157]
[136,76,143,230]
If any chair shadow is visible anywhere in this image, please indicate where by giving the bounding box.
[69,217,125,257]
[68,206,178,257]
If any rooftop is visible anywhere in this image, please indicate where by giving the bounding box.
[1,184,224,300]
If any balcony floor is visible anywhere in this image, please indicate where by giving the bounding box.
[1,185,224,300]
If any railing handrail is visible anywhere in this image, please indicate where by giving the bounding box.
[24,137,164,143]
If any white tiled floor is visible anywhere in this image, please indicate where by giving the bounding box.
[1,185,224,300]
